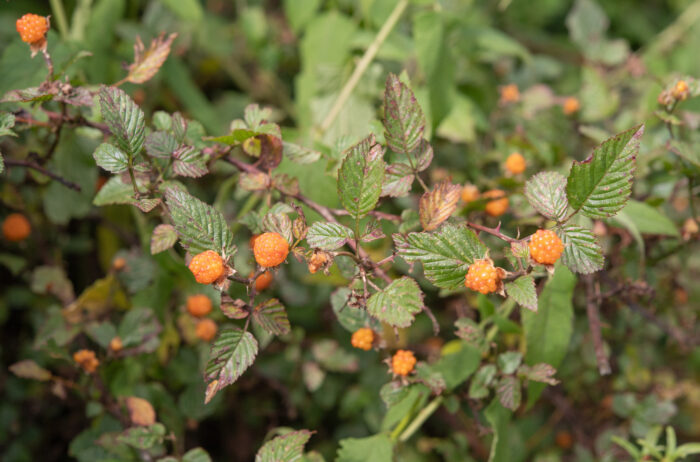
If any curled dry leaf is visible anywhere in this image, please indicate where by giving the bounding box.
[126,396,156,426]
[125,33,178,84]
[419,180,461,231]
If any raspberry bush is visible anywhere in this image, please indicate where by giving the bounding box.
[1,1,699,461]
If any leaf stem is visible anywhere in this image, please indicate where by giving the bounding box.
[318,0,409,134]
[398,396,444,442]
[49,0,70,41]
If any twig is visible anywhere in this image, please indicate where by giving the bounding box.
[422,305,440,335]
[466,221,519,243]
[584,275,611,375]
[5,158,81,191]
[332,208,401,222]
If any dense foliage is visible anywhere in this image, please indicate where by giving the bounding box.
[1,1,699,461]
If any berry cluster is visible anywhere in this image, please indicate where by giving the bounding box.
[391,350,417,377]
[16,13,48,45]
[505,152,526,175]
[187,294,213,317]
[529,229,564,265]
[189,250,224,284]
[465,258,504,295]
[73,349,99,374]
[253,232,289,267]
[2,213,31,242]
[351,328,375,351]
[196,318,218,342]
[483,189,508,217]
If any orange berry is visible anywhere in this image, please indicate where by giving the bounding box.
[391,350,417,377]
[2,213,31,242]
[188,250,224,284]
[555,430,573,449]
[186,294,212,317]
[504,152,526,175]
[16,13,49,45]
[529,229,564,265]
[253,232,289,268]
[112,256,127,271]
[351,328,375,351]
[195,318,218,342]
[563,97,580,115]
[249,234,259,249]
[483,189,509,217]
[252,270,273,291]
[73,349,99,374]
[672,80,690,101]
[109,336,123,352]
[465,258,503,295]
[461,184,480,203]
[499,84,520,104]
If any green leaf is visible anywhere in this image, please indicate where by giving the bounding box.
[432,340,481,390]
[393,223,487,290]
[117,424,166,450]
[256,430,313,462]
[306,222,354,250]
[609,200,679,237]
[150,224,178,255]
[337,135,385,219]
[381,385,428,431]
[381,162,414,197]
[204,327,258,404]
[566,125,644,219]
[118,307,161,348]
[172,146,207,178]
[337,434,393,462]
[558,225,604,274]
[164,187,235,256]
[0,152,4,174]
[484,398,513,462]
[367,277,424,328]
[92,143,128,173]
[497,352,522,375]
[160,0,203,22]
[524,172,568,222]
[0,112,17,137]
[496,376,521,411]
[262,210,293,244]
[383,73,426,155]
[208,129,259,145]
[283,141,321,164]
[93,176,137,206]
[146,131,178,158]
[331,288,380,333]
[505,275,537,312]
[98,86,146,156]
[676,442,700,457]
[182,448,212,462]
[311,339,358,373]
[455,318,487,350]
[469,364,497,399]
[522,266,576,406]
[252,299,290,336]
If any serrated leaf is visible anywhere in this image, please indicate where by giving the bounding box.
[31,265,74,304]
[337,434,393,462]
[93,143,128,173]
[93,176,138,206]
[125,33,177,84]
[419,180,461,231]
[381,162,414,197]
[146,131,178,158]
[204,327,258,404]
[252,299,290,336]
[566,125,644,218]
[0,112,17,138]
[337,135,385,219]
[134,197,161,212]
[496,376,521,411]
[366,277,424,328]
[524,172,568,221]
[361,219,385,242]
[262,210,293,244]
[455,318,486,349]
[520,363,559,385]
[505,275,538,312]
[9,360,52,381]
[415,363,447,395]
[118,307,161,348]
[99,86,146,156]
[150,224,178,254]
[469,364,497,399]
[283,141,321,164]
[393,224,487,290]
[383,73,425,155]
[306,222,354,250]
[208,129,259,145]
[255,430,313,462]
[164,187,235,255]
[172,146,207,178]
[558,225,604,274]
[497,352,523,375]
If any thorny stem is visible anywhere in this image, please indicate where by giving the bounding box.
[5,157,81,191]
[41,49,54,83]
[318,0,409,134]
[584,275,611,375]
[466,221,519,243]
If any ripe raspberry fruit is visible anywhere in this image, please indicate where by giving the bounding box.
[112,256,127,271]
[73,349,99,374]
[461,184,480,203]
[465,258,504,295]
[529,229,564,265]
[188,250,224,284]
[351,327,375,351]
[109,336,123,352]
[16,14,49,45]
[499,84,520,104]
[249,234,259,249]
[483,189,509,217]
[2,213,31,242]
[563,97,580,115]
[391,350,417,377]
[195,318,218,342]
[252,270,273,291]
[253,232,289,268]
[186,294,212,317]
[505,152,526,175]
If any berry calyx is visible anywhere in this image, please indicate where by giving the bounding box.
[2,213,31,242]
[109,336,123,352]
[465,258,504,295]
[73,349,99,374]
[529,229,564,265]
[195,318,218,342]
[253,232,289,268]
[499,84,520,104]
[252,270,273,291]
[391,350,417,377]
[351,328,375,351]
[307,250,330,274]
[188,250,224,284]
[186,294,212,317]
[461,184,480,203]
[505,152,526,175]
[483,189,509,217]
[563,97,580,115]
[16,13,49,45]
